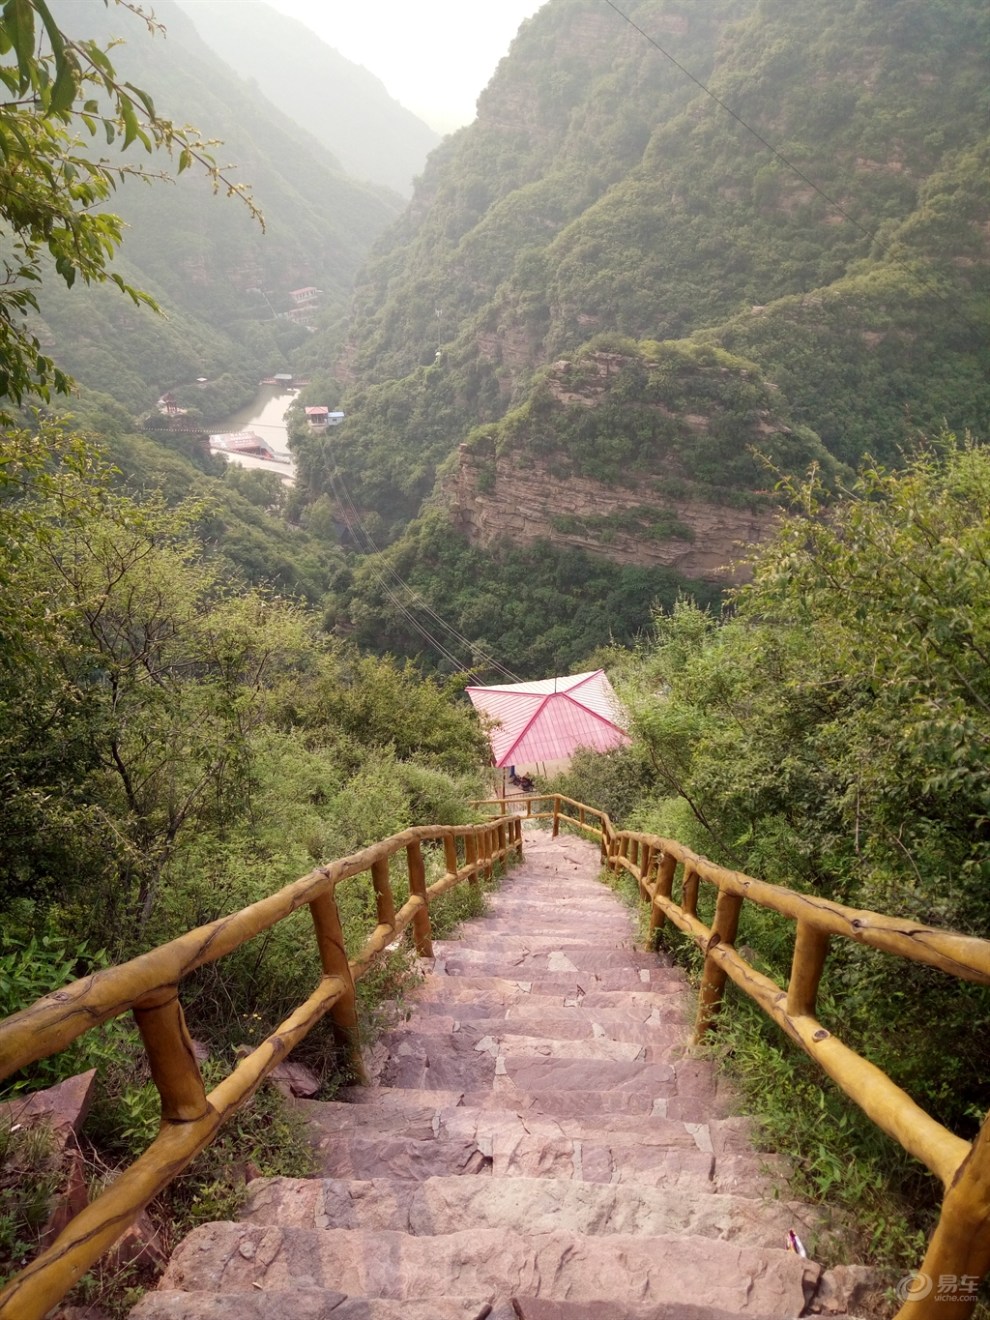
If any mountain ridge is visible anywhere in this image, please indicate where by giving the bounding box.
[175,0,441,197]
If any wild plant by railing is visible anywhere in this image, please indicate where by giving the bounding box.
[0,818,522,1320]
[478,793,990,1320]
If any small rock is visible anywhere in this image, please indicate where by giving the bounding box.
[107,1210,166,1271]
[238,1240,257,1260]
[268,1061,320,1098]
[0,1069,97,1143]
[811,1264,886,1314]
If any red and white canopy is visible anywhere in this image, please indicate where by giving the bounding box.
[466,669,630,769]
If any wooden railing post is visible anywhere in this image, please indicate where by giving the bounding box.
[443,833,459,883]
[371,856,396,931]
[309,890,365,1082]
[485,826,495,880]
[552,797,560,837]
[639,843,654,901]
[406,841,433,958]
[694,889,745,1041]
[497,821,507,860]
[650,852,677,937]
[132,987,209,1123]
[893,1112,990,1319]
[465,830,479,887]
[682,866,700,918]
[787,921,832,1017]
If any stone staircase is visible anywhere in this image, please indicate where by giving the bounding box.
[132,829,849,1320]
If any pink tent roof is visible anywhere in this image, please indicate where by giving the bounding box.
[466,670,630,768]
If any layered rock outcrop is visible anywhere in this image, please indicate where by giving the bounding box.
[448,444,777,583]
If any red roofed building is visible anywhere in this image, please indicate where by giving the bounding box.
[466,669,629,778]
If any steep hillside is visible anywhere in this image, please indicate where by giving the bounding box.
[447,336,837,580]
[339,0,739,389]
[176,0,440,197]
[301,0,988,573]
[35,0,402,421]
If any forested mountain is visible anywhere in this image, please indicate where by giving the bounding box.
[34,0,403,421]
[295,0,988,665]
[176,0,441,197]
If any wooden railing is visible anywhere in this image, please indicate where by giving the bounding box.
[479,793,990,1319]
[0,818,522,1320]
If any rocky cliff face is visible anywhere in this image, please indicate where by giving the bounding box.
[440,341,820,584]
[448,442,777,583]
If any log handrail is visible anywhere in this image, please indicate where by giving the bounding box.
[0,818,524,1320]
[476,793,990,1319]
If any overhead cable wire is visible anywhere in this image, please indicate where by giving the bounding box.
[601,0,983,336]
[334,477,524,682]
[321,453,510,678]
[319,446,514,675]
[322,460,468,673]
[322,462,469,670]
[324,451,524,682]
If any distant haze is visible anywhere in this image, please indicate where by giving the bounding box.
[187,0,547,132]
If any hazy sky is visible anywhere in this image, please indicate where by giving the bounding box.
[253,0,548,133]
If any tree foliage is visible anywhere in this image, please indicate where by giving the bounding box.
[610,439,990,1139]
[0,422,488,957]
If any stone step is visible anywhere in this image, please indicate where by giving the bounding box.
[337,1082,734,1123]
[432,945,664,971]
[413,970,684,999]
[132,1292,495,1320]
[380,1012,685,1050]
[409,988,690,1022]
[484,900,636,920]
[149,1222,819,1316]
[382,1013,686,1056]
[434,923,638,944]
[378,1033,685,1096]
[307,1119,784,1194]
[132,1290,798,1320]
[499,1301,799,1320]
[382,1023,670,1064]
[244,1174,817,1249]
[310,1130,718,1188]
[303,1099,757,1157]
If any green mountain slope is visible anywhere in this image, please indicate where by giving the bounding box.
[176,0,441,197]
[305,0,988,543]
